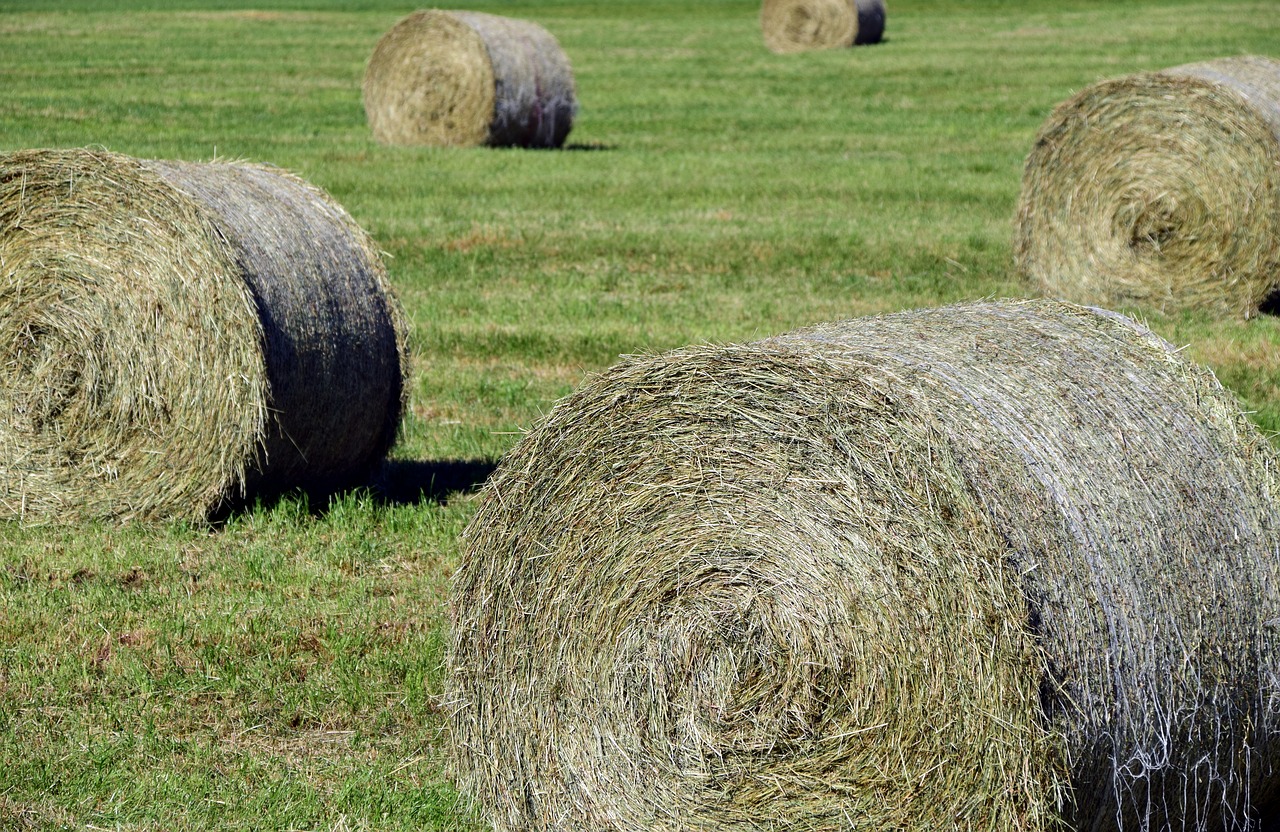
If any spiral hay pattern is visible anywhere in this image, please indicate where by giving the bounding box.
[760,0,885,54]
[1015,56,1280,318]
[0,148,409,523]
[363,10,577,148]
[448,299,1280,831]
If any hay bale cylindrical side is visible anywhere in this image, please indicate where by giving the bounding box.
[447,299,1280,832]
[760,0,886,54]
[0,147,409,523]
[1015,55,1280,318]
[363,9,577,148]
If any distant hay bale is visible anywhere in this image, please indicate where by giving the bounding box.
[760,0,885,54]
[0,147,409,523]
[1015,55,1280,318]
[447,299,1280,832]
[363,9,577,148]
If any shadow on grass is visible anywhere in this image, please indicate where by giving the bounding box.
[370,458,498,506]
[562,142,616,152]
[213,458,498,522]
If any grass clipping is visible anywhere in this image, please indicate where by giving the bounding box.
[1015,55,1280,318]
[760,0,885,54]
[0,147,409,523]
[363,9,577,148]
[448,299,1280,831]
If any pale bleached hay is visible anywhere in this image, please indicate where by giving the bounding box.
[448,299,1280,831]
[760,0,886,54]
[363,9,577,148]
[1015,55,1280,318]
[0,148,409,523]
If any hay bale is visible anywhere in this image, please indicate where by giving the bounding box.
[1015,55,1280,318]
[447,299,1280,832]
[0,147,409,523]
[363,9,577,148]
[760,0,885,54]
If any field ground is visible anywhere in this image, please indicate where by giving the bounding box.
[1,1,1279,829]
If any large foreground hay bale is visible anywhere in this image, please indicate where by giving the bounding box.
[448,299,1280,831]
[760,0,886,54]
[0,147,409,523]
[363,9,577,148]
[1015,55,1280,318]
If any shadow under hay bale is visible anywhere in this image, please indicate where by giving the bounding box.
[370,458,498,506]
[448,299,1280,832]
[363,9,577,148]
[1015,55,1280,318]
[760,0,885,54]
[0,147,409,524]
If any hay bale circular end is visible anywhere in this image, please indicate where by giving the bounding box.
[0,148,409,523]
[760,0,885,54]
[1015,55,1280,318]
[447,299,1280,831]
[363,9,577,148]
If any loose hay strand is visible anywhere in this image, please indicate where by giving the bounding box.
[760,0,885,54]
[0,148,409,523]
[363,9,577,148]
[1014,55,1280,318]
[447,299,1280,832]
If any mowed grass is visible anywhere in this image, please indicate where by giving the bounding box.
[1,1,1279,829]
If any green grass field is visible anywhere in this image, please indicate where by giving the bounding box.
[2,1,1279,829]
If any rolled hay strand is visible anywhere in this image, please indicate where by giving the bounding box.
[363,9,577,148]
[0,147,408,523]
[760,0,885,54]
[1015,55,1280,318]
[448,298,1280,832]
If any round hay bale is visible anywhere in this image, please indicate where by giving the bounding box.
[0,147,409,523]
[760,0,886,54]
[447,299,1280,831]
[1015,55,1280,318]
[363,9,577,148]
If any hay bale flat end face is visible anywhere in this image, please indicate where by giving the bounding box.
[0,148,266,522]
[363,9,577,148]
[760,0,885,54]
[0,148,408,523]
[1015,55,1280,318]
[447,299,1280,831]
[363,10,495,147]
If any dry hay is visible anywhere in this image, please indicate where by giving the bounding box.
[760,0,885,54]
[363,9,577,148]
[0,147,409,523]
[1015,55,1280,318]
[447,298,1280,831]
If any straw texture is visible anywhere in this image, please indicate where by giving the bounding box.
[448,299,1280,832]
[363,9,577,148]
[760,0,886,54]
[1015,55,1280,318]
[0,148,408,523]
